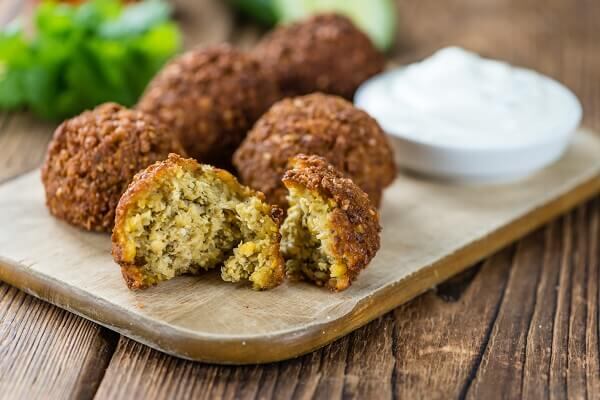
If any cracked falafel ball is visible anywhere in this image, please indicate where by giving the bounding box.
[233,93,396,208]
[281,154,381,291]
[137,45,280,167]
[41,103,185,232]
[112,154,285,290]
[253,13,385,99]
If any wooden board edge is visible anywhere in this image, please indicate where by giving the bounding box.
[0,171,598,364]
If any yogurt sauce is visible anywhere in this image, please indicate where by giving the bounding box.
[354,47,583,183]
[355,47,582,149]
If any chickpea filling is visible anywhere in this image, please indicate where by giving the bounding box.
[119,166,280,289]
[280,187,348,287]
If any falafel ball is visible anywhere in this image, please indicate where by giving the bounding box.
[233,93,396,208]
[41,103,185,232]
[112,154,285,290]
[253,13,385,99]
[136,45,280,167]
[281,154,381,291]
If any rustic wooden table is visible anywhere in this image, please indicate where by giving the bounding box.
[1,0,599,399]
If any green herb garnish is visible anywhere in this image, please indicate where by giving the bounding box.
[0,0,181,120]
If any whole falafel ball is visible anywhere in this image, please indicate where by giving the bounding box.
[41,103,186,232]
[281,154,381,291]
[137,45,280,167]
[233,93,396,208]
[253,14,385,99]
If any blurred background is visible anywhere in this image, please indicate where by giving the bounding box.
[0,2,599,398]
[0,0,597,127]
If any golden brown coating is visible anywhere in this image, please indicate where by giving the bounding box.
[233,93,396,208]
[137,45,280,167]
[281,154,381,291]
[41,103,185,232]
[253,14,385,99]
[112,154,285,290]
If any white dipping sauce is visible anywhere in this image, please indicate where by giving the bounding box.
[355,47,582,183]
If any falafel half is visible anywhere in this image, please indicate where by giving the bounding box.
[281,155,381,291]
[41,103,185,232]
[233,93,396,208]
[112,154,285,290]
[253,13,385,99]
[137,45,280,167]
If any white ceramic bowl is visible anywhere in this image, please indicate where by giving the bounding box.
[354,68,583,184]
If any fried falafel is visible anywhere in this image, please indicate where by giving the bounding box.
[281,154,381,291]
[112,154,285,290]
[253,13,385,99]
[233,93,396,208]
[41,103,185,232]
[137,45,280,167]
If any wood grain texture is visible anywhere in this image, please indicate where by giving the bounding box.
[393,201,600,399]
[93,199,600,399]
[95,314,398,400]
[0,130,597,364]
[0,0,599,397]
[0,111,118,399]
[0,285,117,399]
[0,113,54,183]
[91,0,600,394]
[0,0,234,398]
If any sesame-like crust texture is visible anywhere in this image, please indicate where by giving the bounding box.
[112,154,285,290]
[233,93,396,208]
[41,103,185,232]
[253,14,385,99]
[283,154,381,289]
[137,45,280,167]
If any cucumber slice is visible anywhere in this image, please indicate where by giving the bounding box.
[229,0,279,25]
[273,0,396,50]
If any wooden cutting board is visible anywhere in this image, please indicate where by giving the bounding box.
[0,129,599,364]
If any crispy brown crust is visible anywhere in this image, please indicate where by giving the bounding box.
[41,103,185,232]
[283,154,381,291]
[113,154,201,289]
[137,45,280,167]
[112,154,285,290]
[233,93,396,209]
[253,13,385,99]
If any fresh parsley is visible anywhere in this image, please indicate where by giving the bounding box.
[0,0,181,120]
